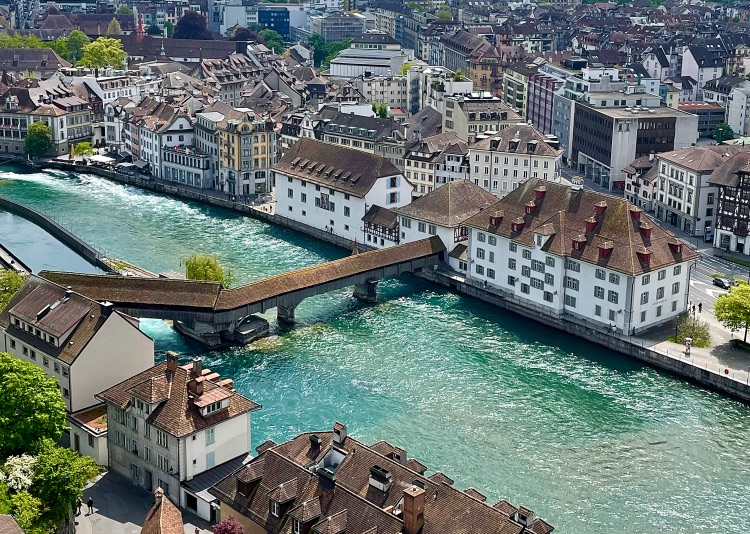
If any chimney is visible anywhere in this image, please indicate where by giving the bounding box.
[154,487,164,504]
[571,176,584,191]
[649,151,655,162]
[333,422,347,445]
[101,301,114,317]
[65,285,73,298]
[402,485,426,534]
[594,201,607,215]
[192,357,203,377]
[188,376,205,397]
[369,465,393,492]
[165,351,179,372]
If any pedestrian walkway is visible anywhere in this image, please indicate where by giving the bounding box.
[76,472,213,534]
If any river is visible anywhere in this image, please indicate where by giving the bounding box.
[1,165,748,533]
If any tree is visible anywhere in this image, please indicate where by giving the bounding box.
[147,24,162,35]
[231,26,258,42]
[164,21,174,38]
[213,516,244,534]
[322,39,351,68]
[0,354,67,457]
[397,62,412,75]
[9,491,44,534]
[371,102,388,119]
[106,17,123,36]
[715,284,750,341]
[66,30,90,64]
[29,439,97,524]
[714,122,735,142]
[184,254,234,288]
[77,37,127,68]
[173,11,212,40]
[24,121,52,159]
[115,6,133,14]
[47,37,68,61]
[2,455,37,491]
[74,142,94,159]
[258,29,284,53]
[0,270,25,312]
[436,9,452,20]
[307,34,326,66]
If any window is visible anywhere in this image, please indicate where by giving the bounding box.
[43,356,49,367]
[521,283,530,294]
[157,453,169,471]
[130,416,138,431]
[54,362,60,373]
[595,305,602,317]
[487,268,495,279]
[206,452,215,469]
[157,430,169,449]
[522,265,531,277]
[672,300,678,312]
[402,217,411,228]
[673,265,681,276]
[418,222,426,233]
[609,273,620,284]
[658,270,666,280]
[476,248,485,259]
[510,243,517,252]
[508,258,516,270]
[63,387,69,398]
[544,291,553,302]
[488,236,497,246]
[545,273,554,285]
[566,277,579,291]
[145,424,151,439]
[641,292,649,305]
[293,519,302,534]
[595,269,605,280]
[608,290,619,304]
[609,310,616,321]
[640,311,647,322]
[546,256,555,267]
[428,224,437,235]
[531,278,544,290]
[566,260,580,272]
[565,295,576,308]
[477,232,486,242]
[475,265,485,275]
[522,249,531,259]
[531,260,545,272]
[643,275,650,285]
[287,188,293,198]
[656,305,662,317]
[88,434,94,448]
[508,275,516,286]
[672,282,680,294]
[271,500,279,518]
[206,428,215,445]
[657,287,665,299]
[300,193,307,203]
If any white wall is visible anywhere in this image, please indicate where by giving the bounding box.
[399,215,454,253]
[69,425,108,465]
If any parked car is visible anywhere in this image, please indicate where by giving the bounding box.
[713,278,732,289]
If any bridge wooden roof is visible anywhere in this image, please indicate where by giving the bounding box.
[39,237,446,313]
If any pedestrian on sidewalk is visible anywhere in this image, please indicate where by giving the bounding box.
[692,304,696,316]
[699,302,703,313]
[76,498,82,516]
[87,497,94,515]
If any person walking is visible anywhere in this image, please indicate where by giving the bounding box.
[76,497,82,516]
[698,302,703,313]
[692,304,696,316]
[87,496,94,515]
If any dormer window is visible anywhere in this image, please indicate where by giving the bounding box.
[205,400,223,414]
[292,519,301,534]
[270,499,279,518]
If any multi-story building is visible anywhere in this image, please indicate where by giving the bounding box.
[192,54,263,107]
[462,178,699,334]
[438,29,487,74]
[702,75,746,106]
[502,62,537,118]
[194,106,229,190]
[403,131,466,197]
[310,10,366,42]
[709,151,750,253]
[316,111,395,154]
[273,138,413,243]
[217,108,275,196]
[727,81,750,138]
[435,138,470,186]
[351,73,409,111]
[328,31,414,81]
[681,46,724,101]
[209,422,553,533]
[571,89,699,192]
[678,102,725,138]
[0,48,71,79]
[97,353,260,521]
[0,77,93,157]
[0,275,154,465]
[406,65,473,114]
[443,93,522,143]
[162,145,213,190]
[526,70,564,134]
[468,124,563,197]
[655,146,750,239]
[623,155,657,213]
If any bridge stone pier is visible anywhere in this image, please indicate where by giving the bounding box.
[40,237,446,347]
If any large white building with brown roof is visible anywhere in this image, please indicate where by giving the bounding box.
[462,178,699,334]
[467,124,563,198]
[274,138,413,244]
[0,275,154,464]
[96,353,260,522]
[209,422,553,534]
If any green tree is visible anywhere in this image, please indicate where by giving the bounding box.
[714,122,735,142]
[371,102,388,118]
[0,354,67,457]
[23,121,52,159]
[77,37,127,68]
[397,62,412,75]
[147,24,162,35]
[164,21,174,38]
[0,270,25,312]
[307,34,326,66]
[715,284,750,341]
[106,17,123,36]
[47,36,68,61]
[74,141,94,158]
[29,439,97,524]
[173,11,212,40]
[436,9,452,20]
[258,29,284,53]
[66,30,90,64]
[322,39,351,68]
[184,254,234,288]
[115,6,133,14]
[10,490,44,533]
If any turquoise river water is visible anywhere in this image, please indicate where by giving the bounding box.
[1,165,749,533]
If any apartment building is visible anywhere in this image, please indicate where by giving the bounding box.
[217,108,275,196]
[316,111,396,154]
[403,131,467,196]
[310,11,367,42]
[443,92,521,143]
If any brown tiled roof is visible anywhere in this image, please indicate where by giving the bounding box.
[470,124,563,158]
[707,151,750,187]
[0,275,112,365]
[96,361,260,438]
[0,515,23,534]
[274,138,402,198]
[463,178,699,276]
[210,427,550,534]
[658,145,750,173]
[141,489,183,534]
[394,180,498,228]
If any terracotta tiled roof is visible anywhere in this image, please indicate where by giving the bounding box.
[141,489,183,534]
[0,515,23,534]
[394,180,498,228]
[96,360,260,438]
[463,178,699,276]
[470,124,563,158]
[658,146,750,173]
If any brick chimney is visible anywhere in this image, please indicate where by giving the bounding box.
[192,357,203,377]
[154,487,164,504]
[188,376,205,397]
[165,351,179,372]
[402,485,425,534]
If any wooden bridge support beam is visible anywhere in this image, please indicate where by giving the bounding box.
[277,304,297,324]
[353,280,378,303]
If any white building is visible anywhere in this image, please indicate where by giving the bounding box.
[97,353,260,521]
[681,46,723,101]
[622,155,657,213]
[328,31,415,81]
[0,275,154,464]
[462,178,699,334]
[468,124,563,197]
[138,106,194,179]
[273,138,413,243]
[727,82,750,138]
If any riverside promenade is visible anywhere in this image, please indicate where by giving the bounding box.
[9,159,750,403]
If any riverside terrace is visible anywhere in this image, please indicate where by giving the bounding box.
[39,237,445,347]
